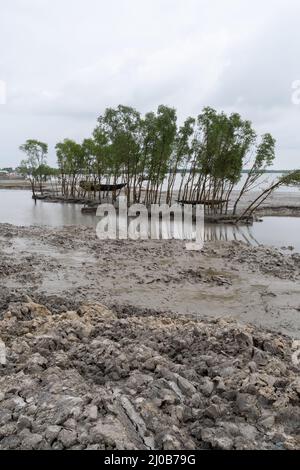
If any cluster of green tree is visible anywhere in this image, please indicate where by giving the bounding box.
[0,167,14,173]
[19,105,300,215]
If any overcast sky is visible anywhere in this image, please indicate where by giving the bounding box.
[0,0,300,168]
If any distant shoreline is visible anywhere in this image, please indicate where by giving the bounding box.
[0,179,31,190]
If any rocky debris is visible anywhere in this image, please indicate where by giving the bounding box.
[0,300,299,450]
[0,258,20,277]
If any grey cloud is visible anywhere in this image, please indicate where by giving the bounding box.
[0,0,300,168]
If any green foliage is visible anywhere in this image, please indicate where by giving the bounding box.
[177,108,258,212]
[19,139,48,170]
[254,134,276,169]
[195,108,255,183]
[56,139,85,175]
[32,164,58,178]
[280,169,300,186]
[94,105,142,178]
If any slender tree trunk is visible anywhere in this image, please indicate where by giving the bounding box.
[236,181,281,222]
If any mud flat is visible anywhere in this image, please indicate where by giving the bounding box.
[0,223,300,449]
[0,223,300,337]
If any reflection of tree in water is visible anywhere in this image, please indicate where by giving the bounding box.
[203,223,260,246]
[145,218,262,245]
[115,213,262,245]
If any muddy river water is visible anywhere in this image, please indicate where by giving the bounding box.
[1,189,300,252]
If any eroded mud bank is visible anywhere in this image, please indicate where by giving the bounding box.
[0,300,299,450]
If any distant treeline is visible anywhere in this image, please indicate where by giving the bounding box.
[0,167,15,173]
[241,169,291,174]
[18,104,300,217]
